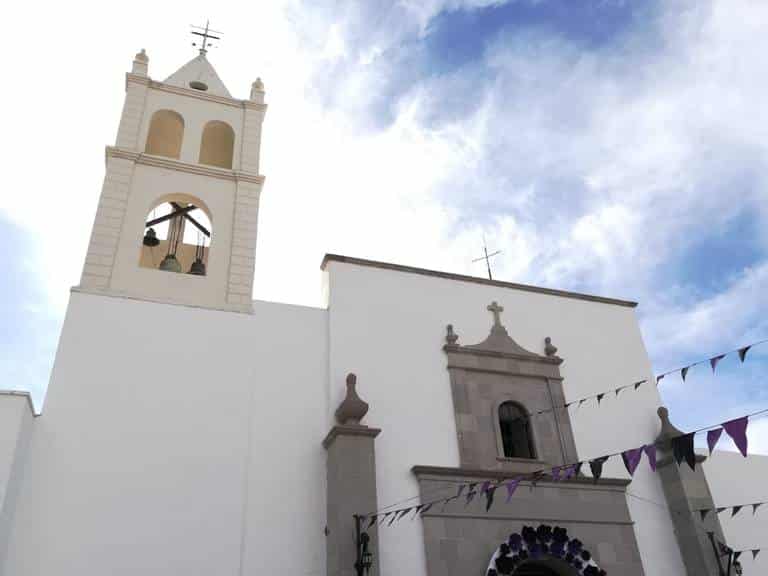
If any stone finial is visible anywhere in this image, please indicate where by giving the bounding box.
[250,77,265,103]
[544,337,558,357]
[445,324,459,345]
[335,373,369,425]
[656,406,685,442]
[132,49,149,76]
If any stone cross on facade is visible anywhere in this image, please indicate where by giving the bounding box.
[487,301,504,327]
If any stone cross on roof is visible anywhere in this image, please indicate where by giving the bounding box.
[487,301,504,327]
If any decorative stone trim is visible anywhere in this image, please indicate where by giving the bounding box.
[321,254,638,308]
[322,425,381,449]
[411,465,631,488]
[105,147,265,184]
[126,73,268,111]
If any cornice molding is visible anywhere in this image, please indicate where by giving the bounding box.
[105,147,265,185]
[0,389,40,416]
[411,465,631,489]
[126,73,268,112]
[321,254,638,308]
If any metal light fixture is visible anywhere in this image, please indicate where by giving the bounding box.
[354,515,374,576]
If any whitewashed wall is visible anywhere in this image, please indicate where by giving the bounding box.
[704,451,768,575]
[323,259,687,576]
[2,292,327,576]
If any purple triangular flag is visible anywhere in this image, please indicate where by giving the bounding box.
[485,485,496,512]
[656,374,665,385]
[367,515,378,528]
[634,380,645,391]
[733,551,742,562]
[456,484,465,499]
[752,549,761,560]
[562,463,578,480]
[387,512,398,526]
[505,479,520,502]
[480,480,492,494]
[710,354,726,373]
[699,509,711,521]
[731,506,743,517]
[645,444,657,471]
[716,507,727,514]
[411,505,424,519]
[578,398,587,408]
[615,386,623,397]
[622,446,645,476]
[722,416,749,457]
[465,483,478,505]
[551,466,562,481]
[421,502,434,515]
[738,346,751,363]
[596,393,605,405]
[707,428,723,455]
[681,366,690,381]
[753,503,762,515]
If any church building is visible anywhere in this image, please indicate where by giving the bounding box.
[1,45,765,576]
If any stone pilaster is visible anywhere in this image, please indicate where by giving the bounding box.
[655,407,728,576]
[323,374,380,576]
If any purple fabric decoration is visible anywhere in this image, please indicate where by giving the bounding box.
[578,399,587,408]
[480,480,491,494]
[723,416,749,457]
[716,507,727,514]
[485,485,496,512]
[505,479,520,502]
[656,374,665,385]
[396,508,412,521]
[752,549,761,560]
[738,346,751,362]
[699,509,711,521]
[634,380,645,390]
[621,447,645,476]
[410,505,424,519]
[731,506,743,517]
[456,484,465,498]
[672,432,696,470]
[707,428,723,455]
[753,503,763,515]
[710,354,726,373]
[596,393,605,405]
[681,366,690,381]
[733,551,742,562]
[589,456,610,483]
[420,502,434,515]
[562,463,578,480]
[551,466,562,481]
[367,515,378,528]
[615,387,623,397]
[644,444,657,471]
[387,512,398,526]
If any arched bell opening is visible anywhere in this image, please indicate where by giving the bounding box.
[139,195,212,276]
[145,110,184,159]
[199,120,235,169]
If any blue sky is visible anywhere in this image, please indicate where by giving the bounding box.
[2,0,768,452]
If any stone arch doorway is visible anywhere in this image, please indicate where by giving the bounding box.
[513,559,577,575]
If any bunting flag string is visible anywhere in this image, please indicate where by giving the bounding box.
[463,336,768,434]
[715,540,764,562]
[655,337,768,385]
[697,500,767,520]
[361,407,768,527]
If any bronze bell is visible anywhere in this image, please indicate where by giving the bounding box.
[188,258,206,276]
[143,227,160,247]
[159,254,182,273]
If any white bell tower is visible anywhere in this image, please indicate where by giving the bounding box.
[78,46,266,312]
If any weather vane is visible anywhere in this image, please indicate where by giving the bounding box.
[473,237,502,280]
[191,20,222,55]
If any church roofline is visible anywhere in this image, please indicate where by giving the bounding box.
[0,389,40,416]
[321,254,638,309]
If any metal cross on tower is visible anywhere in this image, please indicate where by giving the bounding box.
[473,238,502,280]
[191,20,222,55]
[487,301,504,327]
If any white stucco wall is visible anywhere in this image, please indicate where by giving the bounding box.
[704,450,768,575]
[323,259,687,576]
[0,393,34,568]
[2,292,327,576]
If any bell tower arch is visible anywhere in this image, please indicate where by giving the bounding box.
[78,48,267,312]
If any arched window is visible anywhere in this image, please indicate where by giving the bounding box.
[498,401,535,459]
[199,121,234,169]
[145,110,184,159]
[139,195,212,276]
